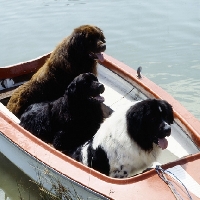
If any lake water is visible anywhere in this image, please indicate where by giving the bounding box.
[0,152,41,200]
[0,0,200,199]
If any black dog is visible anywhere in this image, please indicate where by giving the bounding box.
[20,73,105,153]
[71,99,174,178]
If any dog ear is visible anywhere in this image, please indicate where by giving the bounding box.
[126,102,154,151]
[126,104,143,139]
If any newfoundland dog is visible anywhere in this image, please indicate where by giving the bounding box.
[71,99,174,178]
[7,25,106,118]
[20,73,105,153]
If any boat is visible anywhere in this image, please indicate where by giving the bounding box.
[0,53,200,199]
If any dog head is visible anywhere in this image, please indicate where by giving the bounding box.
[66,72,105,103]
[126,99,174,151]
[71,25,106,62]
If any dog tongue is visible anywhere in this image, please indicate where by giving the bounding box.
[158,138,168,150]
[96,53,104,62]
[96,95,105,103]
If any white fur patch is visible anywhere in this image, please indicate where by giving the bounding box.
[91,102,161,177]
[81,143,90,166]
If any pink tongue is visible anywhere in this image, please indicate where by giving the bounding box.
[94,95,105,103]
[158,138,168,150]
[96,53,104,62]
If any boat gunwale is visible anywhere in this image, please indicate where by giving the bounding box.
[0,53,50,79]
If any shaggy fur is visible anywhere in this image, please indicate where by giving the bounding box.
[7,25,106,118]
[20,73,105,153]
[71,99,174,178]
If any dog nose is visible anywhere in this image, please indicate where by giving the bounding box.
[99,84,105,94]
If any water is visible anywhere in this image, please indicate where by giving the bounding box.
[0,152,40,200]
[0,0,200,198]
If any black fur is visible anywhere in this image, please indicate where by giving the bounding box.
[87,143,110,175]
[20,73,105,152]
[71,141,110,175]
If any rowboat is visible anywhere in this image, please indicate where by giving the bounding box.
[0,53,200,199]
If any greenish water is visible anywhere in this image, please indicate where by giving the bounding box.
[0,152,40,200]
[0,0,200,198]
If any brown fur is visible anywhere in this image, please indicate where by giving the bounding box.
[7,25,106,118]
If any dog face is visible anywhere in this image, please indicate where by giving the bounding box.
[67,73,105,103]
[126,99,174,151]
[72,25,106,62]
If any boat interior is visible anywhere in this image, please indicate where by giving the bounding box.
[0,62,199,176]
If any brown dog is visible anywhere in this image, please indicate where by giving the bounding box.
[7,25,106,118]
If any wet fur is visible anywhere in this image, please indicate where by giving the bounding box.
[20,73,105,153]
[72,99,174,178]
[7,25,106,118]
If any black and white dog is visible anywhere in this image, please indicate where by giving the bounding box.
[71,99,174,178]
[20,73,105,153]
